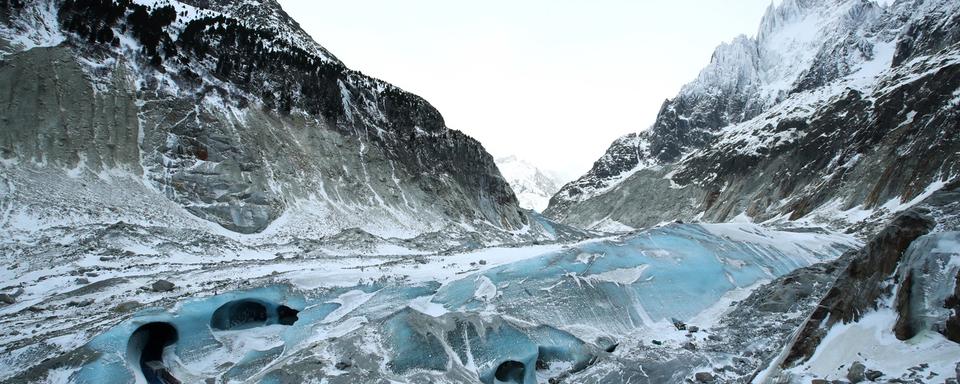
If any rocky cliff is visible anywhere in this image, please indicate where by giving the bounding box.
[0,0,539,241]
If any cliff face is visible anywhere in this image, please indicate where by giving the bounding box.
[0,0,530,238]
[546,0,960,235]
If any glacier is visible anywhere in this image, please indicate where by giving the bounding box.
[35,223,857,384]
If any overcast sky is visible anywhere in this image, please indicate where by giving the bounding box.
[278,0,776,181]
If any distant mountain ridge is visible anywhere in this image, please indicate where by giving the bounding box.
[494,156,564,212]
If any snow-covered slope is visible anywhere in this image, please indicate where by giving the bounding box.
[494,156,564,212]
[546,0,960,236]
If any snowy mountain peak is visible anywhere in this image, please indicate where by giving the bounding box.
[547,0,960,234]
[495,156,565,212]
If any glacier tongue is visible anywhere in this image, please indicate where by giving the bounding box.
[19,223,857,384]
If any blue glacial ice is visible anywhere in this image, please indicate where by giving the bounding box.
[67,223,855,383]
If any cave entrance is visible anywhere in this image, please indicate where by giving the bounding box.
[211,299,269,330]
[128,322,179,384]
[494,360,526,383]
[277,304,300,325]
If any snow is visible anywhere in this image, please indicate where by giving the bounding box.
[880,176,953,213]
[700,222,863,263]
[586,216,636,233]
[0,0,65,57]
[786,308,960,381]
[473,276,498,302]
[322,289,378,323]
[582,265,649,286]
[494,155,565,212]
[407,295,449,317]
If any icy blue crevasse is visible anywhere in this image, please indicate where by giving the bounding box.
[383,309,595,384]
[432,224,852,338]
[71,281,444,384]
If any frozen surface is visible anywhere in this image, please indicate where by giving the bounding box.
[20,223,857,384]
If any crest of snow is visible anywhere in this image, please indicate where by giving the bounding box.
[583,265,649,286]
[880,176,953,213]
[408,295,449,317]
[322,289,377,324]
[586,217,635,233]
[474,276,498,302]
[699,222,862,262]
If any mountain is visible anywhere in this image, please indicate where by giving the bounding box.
[546,0,960,236]
[0,0,572,245]
[1,1,958,384]
[494,156,564,212]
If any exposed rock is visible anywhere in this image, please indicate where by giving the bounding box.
[894,232,960,342]
[68,298,94,307]
[847,361,866,383]
[0,293,14,305]
[151,280,176,292]
[688,325,700,333]
[113,301,141,313]
[694,371,714,383]
[864,369,883,381]
[944,271,960,343]
[783,210,934,366]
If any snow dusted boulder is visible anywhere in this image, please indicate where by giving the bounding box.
[894,231,960,342]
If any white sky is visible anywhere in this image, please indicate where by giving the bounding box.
[278,0,775,181]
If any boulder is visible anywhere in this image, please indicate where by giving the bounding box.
[694,371,714,383]
[113,301,141,313]
[151,280,175,292]
[847,361,866,383]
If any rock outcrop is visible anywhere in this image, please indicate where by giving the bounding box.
[781,181,960,369]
